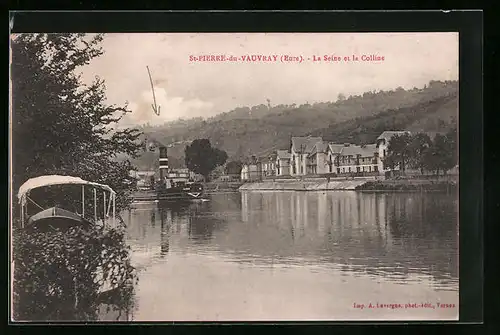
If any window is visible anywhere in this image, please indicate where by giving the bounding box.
[349,167,351,173]
[337,168,340,174]
[369,166,372,172]
[374,166,378,172]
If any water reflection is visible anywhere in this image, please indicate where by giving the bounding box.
[124,191,458,321]
[127,192,458,289]
[234,191,458,289]
[159,209,169,256]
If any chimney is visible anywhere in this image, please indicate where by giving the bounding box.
[159,145,169,182]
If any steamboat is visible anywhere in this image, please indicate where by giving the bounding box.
[132,144,205,202]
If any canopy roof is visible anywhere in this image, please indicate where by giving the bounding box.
[18,175,115,202]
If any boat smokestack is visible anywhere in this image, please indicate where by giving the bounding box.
[159,145,169,183]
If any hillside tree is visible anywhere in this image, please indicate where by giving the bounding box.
[408,133,433,174]
[445,125,458,168]
[386,133,412,173]
[432,133,456,175]
[225,160,243,176]
[419,128,457,176]
[184,139,228,181]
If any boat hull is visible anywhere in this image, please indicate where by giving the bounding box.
[26,207,92,232]
[132,183,205,202]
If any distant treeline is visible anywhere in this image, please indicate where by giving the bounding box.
[311,91,457,146]
[132,80,458,170]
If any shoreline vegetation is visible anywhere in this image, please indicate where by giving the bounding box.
[354,179,457,192]
[236,177,457,192]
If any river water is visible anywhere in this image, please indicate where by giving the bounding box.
[108,191,459,321]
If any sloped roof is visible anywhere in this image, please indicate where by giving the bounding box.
[291,136,323,153]
[314,141,329,153]
[276,149,291,159]
[360,144,378,156]
[308,141,329,157]
[376,131,410,142]
[328,143,344,154]
[338,144,378,157]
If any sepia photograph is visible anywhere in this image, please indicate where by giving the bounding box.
[10,31,460,322]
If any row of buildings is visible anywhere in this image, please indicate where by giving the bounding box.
[241,131,406,181]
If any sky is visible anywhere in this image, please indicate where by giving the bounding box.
[80,33,459,127]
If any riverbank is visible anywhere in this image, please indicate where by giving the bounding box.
[204,181,244,193]
[239,179,371,191]
[355,179,457,192]
[239,177,458,192]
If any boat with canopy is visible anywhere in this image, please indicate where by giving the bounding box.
[17,175,117,230]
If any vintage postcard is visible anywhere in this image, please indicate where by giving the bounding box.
[10,30,461,322]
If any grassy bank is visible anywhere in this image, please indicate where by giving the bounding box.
[355,179,457,192]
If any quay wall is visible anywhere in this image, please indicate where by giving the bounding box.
[239,179,371,191]
[239,176,457,192]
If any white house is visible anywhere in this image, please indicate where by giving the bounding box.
[260,155,276,177]
[290,136,322,176]
[241,163,262,181]
[326,143,344,174]
[333,143,379,174]
[306,141,329,174]
[275,150,291,176]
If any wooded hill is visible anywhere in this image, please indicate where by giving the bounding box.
[131,80,458,170]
